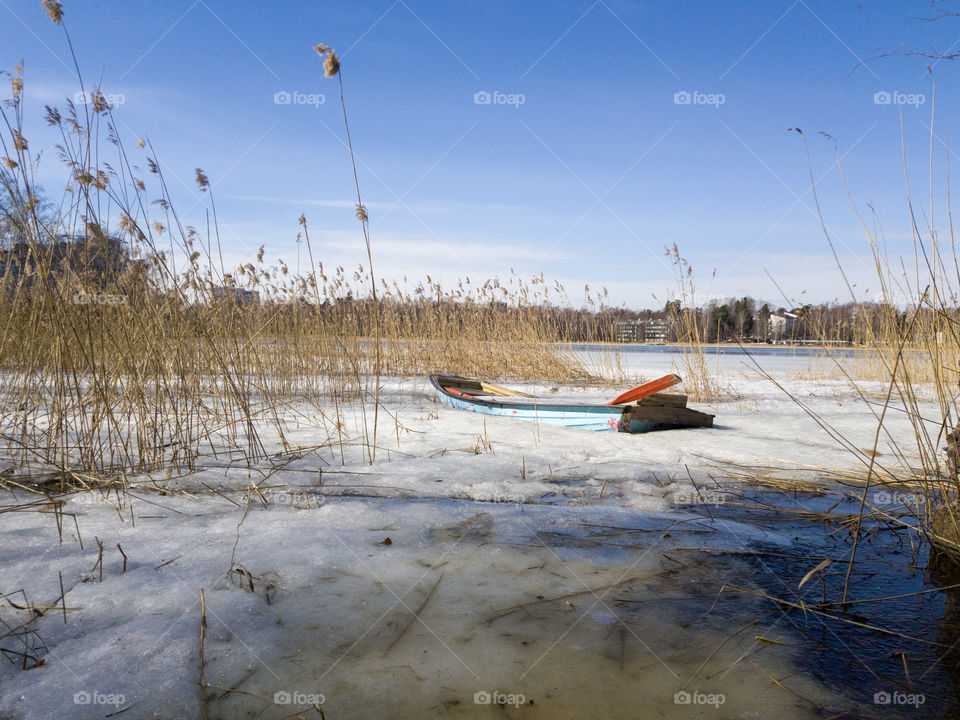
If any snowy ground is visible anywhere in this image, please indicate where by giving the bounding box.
[0,350,940,718]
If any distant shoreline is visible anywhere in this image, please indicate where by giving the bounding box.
[563,341,866,351]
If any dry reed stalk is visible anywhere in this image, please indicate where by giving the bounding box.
[199,588,208,720]
[0,8,627,514]
[780,120,960,558]
[58,572,65,624]
[666,246,726,402]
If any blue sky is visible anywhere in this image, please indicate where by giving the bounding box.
[2,0,957,309]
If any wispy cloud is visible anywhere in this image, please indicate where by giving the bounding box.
[221,193,529,216]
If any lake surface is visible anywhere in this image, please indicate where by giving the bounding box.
[568,343,858,358]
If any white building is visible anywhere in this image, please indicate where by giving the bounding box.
[768,312,797,340]
[613,318,671,343]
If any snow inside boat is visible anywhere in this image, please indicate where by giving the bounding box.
[429,374,714,433]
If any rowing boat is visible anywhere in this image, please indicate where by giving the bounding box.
[429,374,714,433]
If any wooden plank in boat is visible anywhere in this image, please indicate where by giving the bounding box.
[636,393,688,408]
[625,404,714,428]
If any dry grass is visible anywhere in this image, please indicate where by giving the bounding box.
[786,125,960,562]
[0,15,616,486]
[666,246,728,402]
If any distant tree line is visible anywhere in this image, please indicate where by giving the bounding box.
[610,297,913,345]
[0,191,916,346]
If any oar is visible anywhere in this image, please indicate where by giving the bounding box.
[606,373,682,405]
[479,381,534,398]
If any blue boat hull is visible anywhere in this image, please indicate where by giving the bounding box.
[429,375,715,434]
[435,390,628,432]
[428,374,692,433]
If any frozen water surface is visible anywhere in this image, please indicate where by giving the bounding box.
[1,348,955,718]
[1,497,850,719]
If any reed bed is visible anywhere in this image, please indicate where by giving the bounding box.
[784,125,960,562]
[665,246,730,402]
[0,7,623,486]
